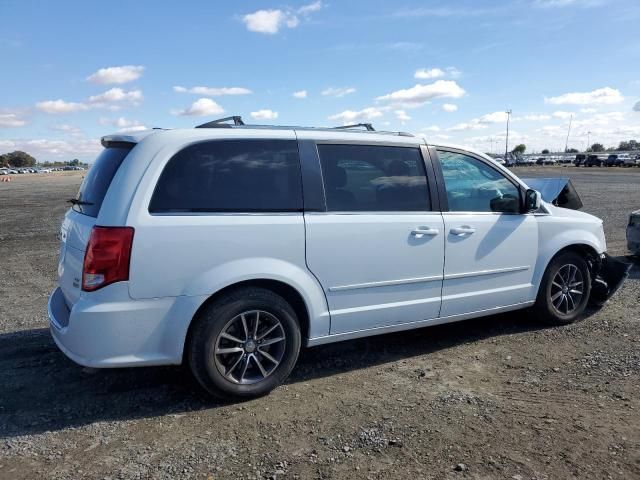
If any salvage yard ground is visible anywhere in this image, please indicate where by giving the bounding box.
[0,167,638,479]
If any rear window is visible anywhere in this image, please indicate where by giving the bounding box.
[73,145,132,217]
[149,140,302,213]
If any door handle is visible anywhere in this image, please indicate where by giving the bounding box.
[450,226,476,236]
[411,227,439,238]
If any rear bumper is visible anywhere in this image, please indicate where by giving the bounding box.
[48,285,205,368]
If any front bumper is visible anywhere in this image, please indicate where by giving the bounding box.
[48,285,204,368]
[590,253,632,306]
[627,224,640,255]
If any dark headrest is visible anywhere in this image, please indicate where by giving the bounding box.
[324,163,347,188]
[387,159,410,176]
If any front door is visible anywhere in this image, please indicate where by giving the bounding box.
[435,149,538,317]
[304,143,445,335]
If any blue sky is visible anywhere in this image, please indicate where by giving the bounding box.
[1,0,639,161]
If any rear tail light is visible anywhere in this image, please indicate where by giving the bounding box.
[82,226,134,291]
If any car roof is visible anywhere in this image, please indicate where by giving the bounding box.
[102,126,425,148]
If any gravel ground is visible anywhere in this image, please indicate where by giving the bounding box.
[0,167,638,480]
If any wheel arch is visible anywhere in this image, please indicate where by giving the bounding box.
[183,278,313,363]
[533,242,601,299]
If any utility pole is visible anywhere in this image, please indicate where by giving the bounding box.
[564,114,572,152]
[587,131,592,152]
[504,109,512,162]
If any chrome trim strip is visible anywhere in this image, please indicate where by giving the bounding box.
[329,274,443,292]
[444,265,529,280]
[304,211,441,216]
[306,300,535,347]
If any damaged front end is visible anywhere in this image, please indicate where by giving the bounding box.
[590,253,632,306]
[522,177,583,210]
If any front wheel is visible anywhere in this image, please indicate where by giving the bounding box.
[187,287,301,400]
[532,251,591,325]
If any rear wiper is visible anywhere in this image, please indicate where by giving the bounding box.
[67,198,94,206]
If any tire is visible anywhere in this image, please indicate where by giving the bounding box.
[187,287,301,400]
[532,251,591,325]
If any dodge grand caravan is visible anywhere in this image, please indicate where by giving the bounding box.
[49,116,628,399]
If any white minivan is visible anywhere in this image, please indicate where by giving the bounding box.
[49,117,628,399]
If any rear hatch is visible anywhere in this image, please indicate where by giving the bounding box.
[58,144,133,308]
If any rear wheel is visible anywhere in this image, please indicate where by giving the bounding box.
[188,287,301,399]
[533,251,591,325]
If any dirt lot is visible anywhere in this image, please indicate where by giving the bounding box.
[0,167,638,480]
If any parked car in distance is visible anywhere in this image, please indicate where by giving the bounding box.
[48,117,628,399]
[574,154,586,166]
[0,168,9,175]
[585,154,604,167]
[622,155,638,167]
[605,154,630,167]
[628,210,640,255]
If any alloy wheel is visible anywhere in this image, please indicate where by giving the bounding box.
[213,310,286,385]
[550,264,584,316]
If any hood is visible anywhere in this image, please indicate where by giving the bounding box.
[522,177,583,210]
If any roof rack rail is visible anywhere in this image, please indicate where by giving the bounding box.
[332,123,375,131]
[196,116,245,128]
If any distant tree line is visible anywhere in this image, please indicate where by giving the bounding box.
[537,139,640,154]
[0,151,87,168]
[0,151,36,168]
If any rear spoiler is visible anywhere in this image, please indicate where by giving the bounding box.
[522,177,583,210]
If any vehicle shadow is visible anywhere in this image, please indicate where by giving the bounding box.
[1,310,554,439]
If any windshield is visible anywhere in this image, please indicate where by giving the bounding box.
[73,146,132,217]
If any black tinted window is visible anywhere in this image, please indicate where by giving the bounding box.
[437,150,520,213]
[74,146,131,217]
[149,140,302,213]
[317,144,430,212]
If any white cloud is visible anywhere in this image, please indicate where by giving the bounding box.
[298,1,322,14]
[478,111,509,123]
[580,107,597,113]
[521,114,551,121]
[394,110,411,123]
[552,111,574,119]
[292,90,307,99]
[376,80,465,107]
[442,103,458,112]
[174,98,224,117]
[448,111,508,131]
[242,9,292,34]
[118,125,148,133]
[329,107,384,124]
[414,68,445,80]
[50,124,82,136]
[0,113,27,127]
[36,88,143,115]
[322,86,356,98]
[99,117,146,132]
[87,65,144,85]
[88,88,143,106]
[242,2,322,34]
[36,99,89,114]
[173,85,252,96]
[422,125,441,132]
[250,109,278,120]
[545,87,623,105]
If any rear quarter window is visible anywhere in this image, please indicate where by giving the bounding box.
[73,145,132,217]
[149,140,302,213]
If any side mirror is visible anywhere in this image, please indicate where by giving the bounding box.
[524,188,541,212]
